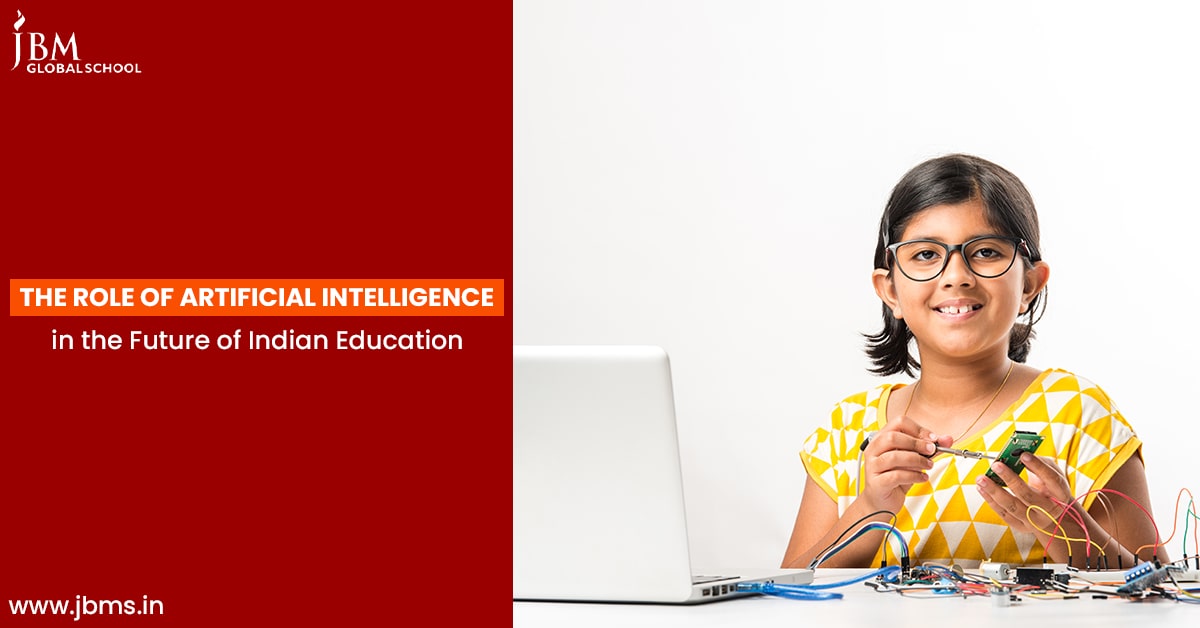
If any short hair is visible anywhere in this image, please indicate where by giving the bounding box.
[864,154,1047,377]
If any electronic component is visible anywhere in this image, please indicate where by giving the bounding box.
[980,561,1011,581]
[1014,567,1054,586]
[1116,561,1171,596]
[984,431,1044,488]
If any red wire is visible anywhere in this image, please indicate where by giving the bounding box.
[1047,495,1093,561]
[1043,487,1160,564]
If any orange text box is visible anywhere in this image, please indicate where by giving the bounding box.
[9,279,506,316]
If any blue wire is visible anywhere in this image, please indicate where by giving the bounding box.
[793,566,902,589]
[814,521,909,568]
[916,564,970,581]
[738,566,902,600]
[758,588,842,601]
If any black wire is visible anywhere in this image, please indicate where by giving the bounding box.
[804,510,898,570]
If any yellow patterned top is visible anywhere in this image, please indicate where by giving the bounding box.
[800,369,1142,568]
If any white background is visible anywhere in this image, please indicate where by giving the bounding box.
[514,0,1200,568]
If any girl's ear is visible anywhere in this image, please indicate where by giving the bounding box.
[1021,261,1051,313]
[872,269,902,319]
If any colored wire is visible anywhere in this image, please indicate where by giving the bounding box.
[876,515,898,566]
[1147,488,1195,559]
[856,439,864,496]
[811,521,908,569]
[1024,504,1074,564]
[869,565,991,597]
[815,522,908,568]
[803,510,897,570]
[1185,499,1195,561]
[1040,487,1159,565]
[1166,572,1200,603]
[914,563,992,585]
[1184,497,1193,562]
[855,431,873,497]
[737,566,901,600]
[1027,504,1105,562]
[1179,493,1200,561]
[799,566,902,589]
[1041,495,1095,565]
[1054,496,1097,564]
[1093,491,1119,555]
[853,431,908,566]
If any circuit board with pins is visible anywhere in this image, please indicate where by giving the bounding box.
[1115,562,1171,596]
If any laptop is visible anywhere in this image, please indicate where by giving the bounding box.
[513,345,813,604]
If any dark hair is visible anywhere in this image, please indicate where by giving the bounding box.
[864,154,1047,377]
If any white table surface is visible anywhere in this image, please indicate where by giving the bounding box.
[514,568,1199,627]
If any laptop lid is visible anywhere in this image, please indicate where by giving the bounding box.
[513,345,811,604]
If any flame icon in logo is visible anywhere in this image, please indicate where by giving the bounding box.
[14,10,24,32]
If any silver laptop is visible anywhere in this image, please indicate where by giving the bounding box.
[513,345,813,604]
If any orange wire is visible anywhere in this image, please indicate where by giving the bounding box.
[1133,487,1192,559]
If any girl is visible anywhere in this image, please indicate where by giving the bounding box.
[782,154,1160,570]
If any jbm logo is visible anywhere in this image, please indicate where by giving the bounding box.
[12,9,141,74]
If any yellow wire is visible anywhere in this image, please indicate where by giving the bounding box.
[1175,586,1200,600]
[1026,504,1106,559]
[1023,504,1072,562]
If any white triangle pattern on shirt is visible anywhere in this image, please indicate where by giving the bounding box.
[982,421,1010,450]
[939,520,971,555]
[1076,431,1111,469]
[1014,530,1039,561]
[961,483,988,519]
[974,522,1008,558]
[931,486,959,515]
[1041,390,1078,422]
[1050,421,1075,457]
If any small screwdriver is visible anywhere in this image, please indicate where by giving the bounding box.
[934,445,995,460]
[860,433,996,460]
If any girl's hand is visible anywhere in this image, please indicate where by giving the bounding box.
[976,452,1074,537]
[860,417,952,513]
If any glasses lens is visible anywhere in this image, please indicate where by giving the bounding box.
[894,241,948,281]
[894,237,1018,281]
[963,237,1017,278]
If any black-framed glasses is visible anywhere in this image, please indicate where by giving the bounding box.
[886,235,1030,282]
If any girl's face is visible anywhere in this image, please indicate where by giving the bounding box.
[872,199,1049,367]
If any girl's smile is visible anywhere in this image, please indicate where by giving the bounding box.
[873,198,1044,366]
[932,299,982,319]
